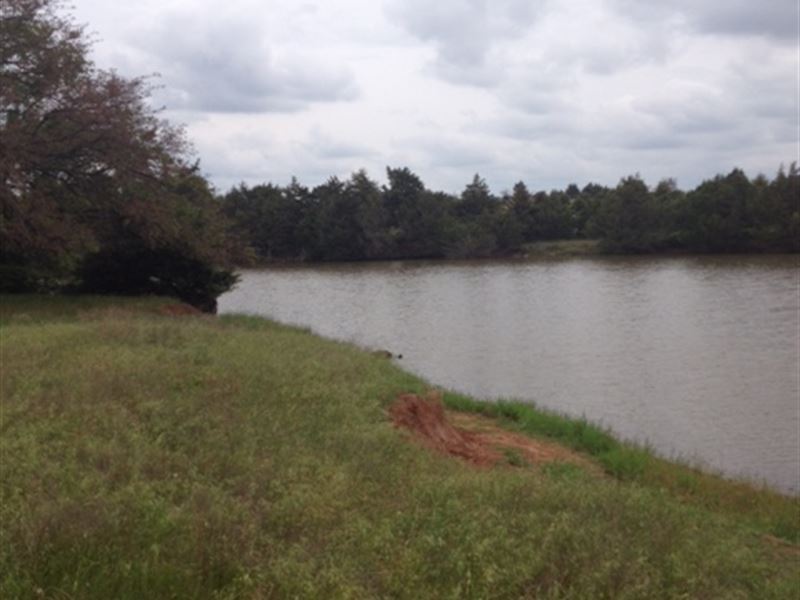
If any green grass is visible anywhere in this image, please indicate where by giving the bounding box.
[443,393,799,542]
[1,295,798,598]
[0,294,175,326]
[522,239,602,257]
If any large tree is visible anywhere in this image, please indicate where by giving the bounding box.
[592,176,661,252]
[0,0,240,309]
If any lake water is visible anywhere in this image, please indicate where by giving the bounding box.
[219,255,800,494]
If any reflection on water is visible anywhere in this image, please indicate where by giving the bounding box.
[220,255,800,494]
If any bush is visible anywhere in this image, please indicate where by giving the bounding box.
[79,247,238,312]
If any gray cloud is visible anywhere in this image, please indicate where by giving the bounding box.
[386,0,546,86]
[69,0,797,194]
[305,128,377,160]
[612,0,797,40]
[134,9,358,113]
[393,134,496,171]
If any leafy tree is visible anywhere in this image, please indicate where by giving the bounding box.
[283,177,317,260]
[441,219,497,258]
[313,171,386,261]
[222,182,307,260]
[748,164,799,252]
[490,204,524,253]
[593,176,661,252]
[384,167,425,227]
[565,183,580,198]
[682,169,753,252]
[531,191,574,240]
[572,183,606,239]
[0,0,239,308]
[345,170,386,259]
[508,181,535,241]
[222,183,279,259]
[383,167,448,258]
[651,178,685,249]
[457,174,494,220]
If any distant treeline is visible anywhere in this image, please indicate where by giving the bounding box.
[222,164,799,262]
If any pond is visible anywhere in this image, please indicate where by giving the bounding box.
[219,255,800,494]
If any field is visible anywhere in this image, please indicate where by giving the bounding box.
[1,295,797,598]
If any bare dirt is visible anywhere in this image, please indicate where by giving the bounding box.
[390,392,500,466]
[389,392,597,471]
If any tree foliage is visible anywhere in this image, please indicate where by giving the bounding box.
[221,162,798,263]
[0,0,240,309]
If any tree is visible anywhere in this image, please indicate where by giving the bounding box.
[508,181,535,241]
[682,169,753,252]
[531,191,573,240]
[764,163,800,251]
[0,0,240,308]
[572,183,606,239]
[651,178,685,249]
[457,174,494,219]
[593,176,661,252]
[313,171,386,261]
[222,182,303,260]
[383,166,447,258]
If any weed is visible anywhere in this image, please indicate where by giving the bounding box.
[502,448,529,468]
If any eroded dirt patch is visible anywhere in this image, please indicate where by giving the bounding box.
[390,392,596,472]
[390,392,500,466]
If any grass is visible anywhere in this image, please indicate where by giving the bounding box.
[443,393,799,542]
[522,239,602,257]
[1,294,798,598]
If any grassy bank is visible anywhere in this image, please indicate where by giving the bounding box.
[1,295,798,598]
[522,239,602,257]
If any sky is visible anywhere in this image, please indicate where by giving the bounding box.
[69,0,798,195]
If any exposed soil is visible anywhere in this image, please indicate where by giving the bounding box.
[390,392,596,471]
[390,392,500,466]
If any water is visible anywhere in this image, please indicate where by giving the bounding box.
[219,255,800,494]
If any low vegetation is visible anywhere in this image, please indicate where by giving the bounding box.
[1,295,798,598]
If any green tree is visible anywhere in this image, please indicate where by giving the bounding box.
[593,176,661,252]
[748,164,799,252]
[284,177,317,260]
[314,171,386,260]
[573,183,607,239]
[508,181,536,242]
[0,0,239,307]
[531,191,574,240]
[383,166,448,258]
[682,169,754,252]
[457,174,494,220]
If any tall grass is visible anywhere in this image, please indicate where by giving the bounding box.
[1,295,797,598]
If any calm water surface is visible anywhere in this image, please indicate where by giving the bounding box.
[219,255,800,494]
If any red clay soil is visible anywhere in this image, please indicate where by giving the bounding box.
[158,303,203,317]
[390,392,501,466]
[389,392,596,471]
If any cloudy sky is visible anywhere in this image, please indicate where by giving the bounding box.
[70,0,797,194]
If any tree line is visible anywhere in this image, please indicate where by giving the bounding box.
[221,164,798,263]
